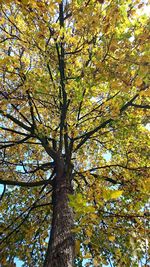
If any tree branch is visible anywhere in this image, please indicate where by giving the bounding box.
[0,110,31,132]
[131,103,150,109]
[0,179,52,187]
[0,188,52,246]
[0,127,31,137]
[74,86,149,151]
[74,118,112,151]
[0,184,6,201]
[84,164,149,172]
[0,136,31,149]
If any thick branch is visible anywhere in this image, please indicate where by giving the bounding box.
[0,136,31,149]
[0,111,31,132]
[131,103,150,109]
[27,90,36,127]
[84,164,149,172]
[74,118,112,151]
[39,136,58,160]
[0,179,52,187]
[76,171,123,185]
[0,127,31,137]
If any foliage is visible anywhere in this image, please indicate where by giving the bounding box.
[0,0,149,266]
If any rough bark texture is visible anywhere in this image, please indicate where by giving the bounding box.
[44,158,75,267]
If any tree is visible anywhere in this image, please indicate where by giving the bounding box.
[0,0,149,266]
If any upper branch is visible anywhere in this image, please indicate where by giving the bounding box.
[74,85,149,152]
[57,1,69,154]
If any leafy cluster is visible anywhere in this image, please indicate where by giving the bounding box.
[0,0,149,266]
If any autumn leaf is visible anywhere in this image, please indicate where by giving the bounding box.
[75,239,81,256]
[0,0,149,266]
[110,190,123,199]
[108,235,116,242]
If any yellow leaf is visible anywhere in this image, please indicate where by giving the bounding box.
[86,228,93,237]
[84,238,90,245]
[84,252,91,259]
[90,213,97,220]
[87,206,95,213]
[0,17,5,25]
[75,239,80,256]
[135,77,143,87]
[108,235,115,242]
[93,258,99,266]
[140,88,150,96]
[110,190,123,199]
[71,227,81,233]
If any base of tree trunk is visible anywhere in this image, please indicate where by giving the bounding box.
[44,163,75,267]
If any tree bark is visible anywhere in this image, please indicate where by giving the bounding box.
[44,158,75,267]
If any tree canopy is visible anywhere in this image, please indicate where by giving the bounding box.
[0,0,150,266]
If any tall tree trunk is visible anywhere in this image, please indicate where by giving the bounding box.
[44,158,75,267]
